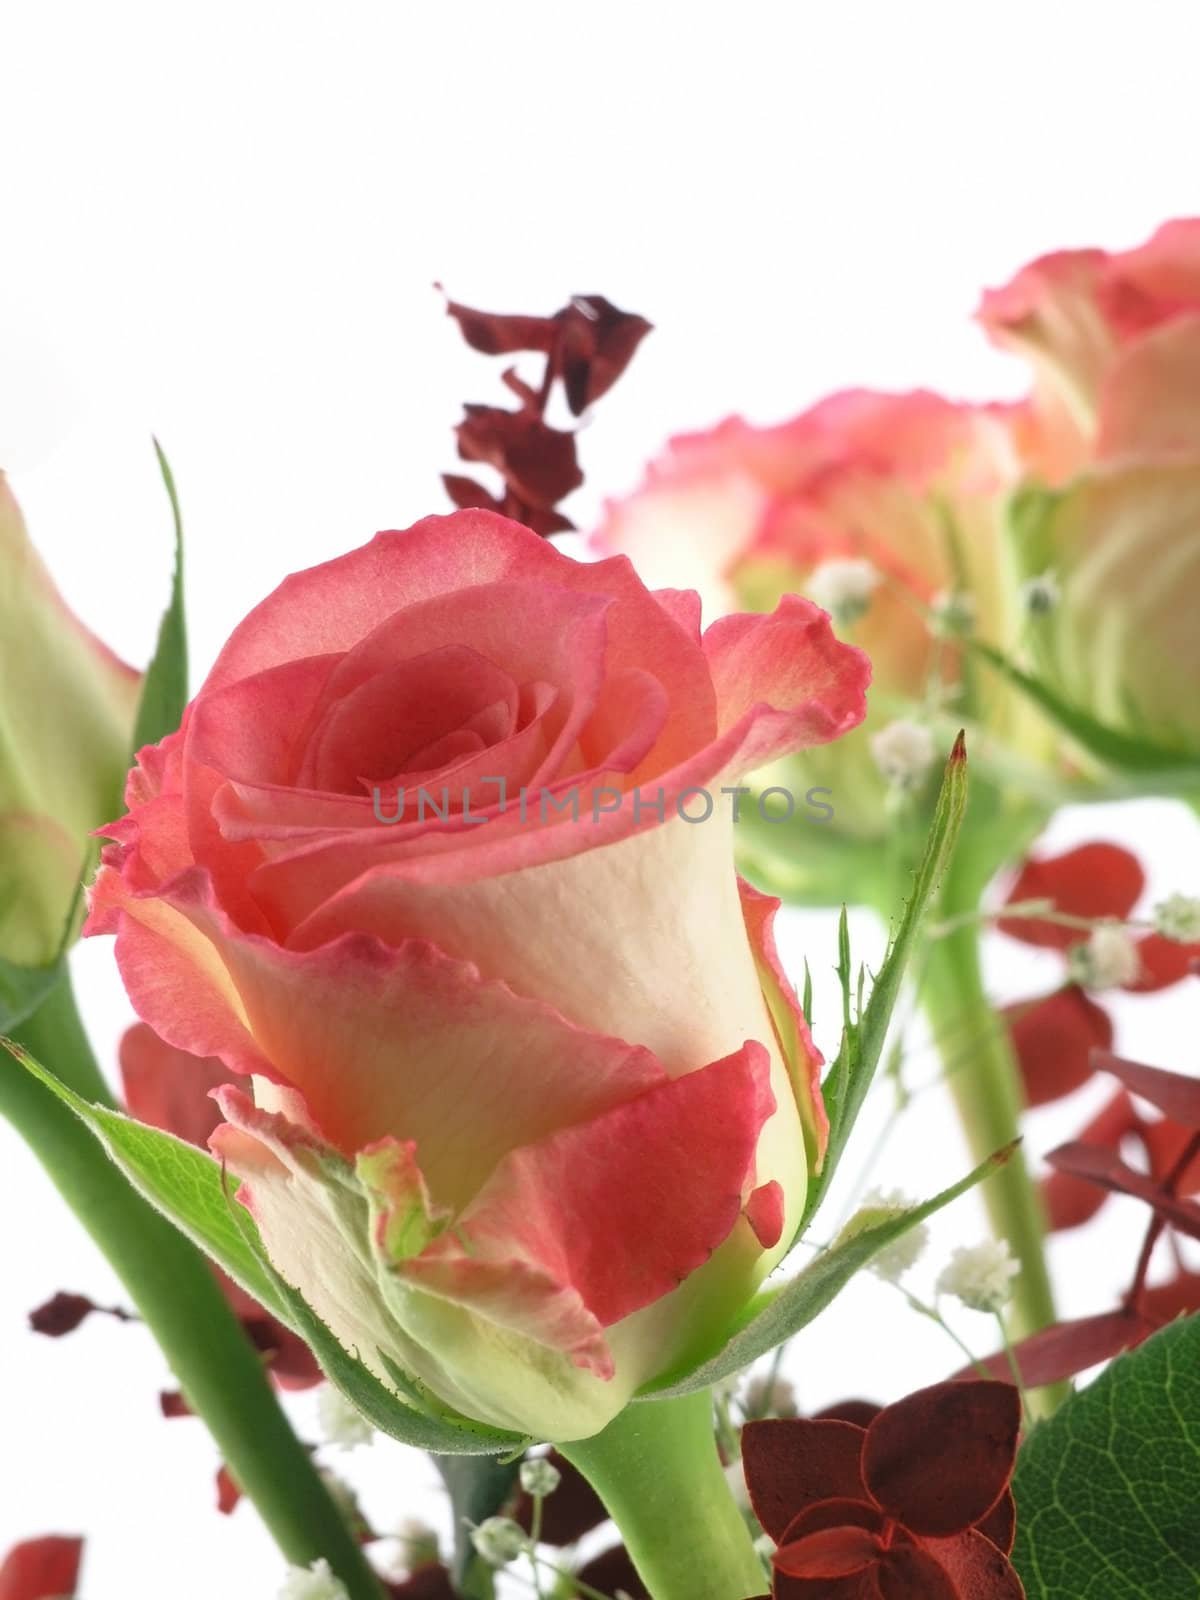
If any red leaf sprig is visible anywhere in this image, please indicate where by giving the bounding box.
[440,291,652,535]
[961,1050,1200,1389]
[998,843,1199,1113]
[742,1381,1024,1598]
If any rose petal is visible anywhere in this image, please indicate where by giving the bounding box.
[118,886,667,1207]
[119,1022,230,1148]
[702,594,871,776]
[741,1420,868,1540]
[399,1040,776,1345]
[1098,315,1200,459]
[739,879,827,1167]
[862,1382,1020,1537]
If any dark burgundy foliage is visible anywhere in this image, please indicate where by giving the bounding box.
[159,1389,191,1419]
[441,289,651,535]
[215,1465,241,1516]
[742,1382,1024,1598]
[813,1400,883,1429]
[385,1566,458,1599]
[0,1537,83,1600]
[575,1543,650,1598]
[28,1291,132,1337]
[969,1049,1200,1388]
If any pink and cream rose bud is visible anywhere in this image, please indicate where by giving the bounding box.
[982,220,1200,759]
[86,510,869,1441]
[0,473,140,965]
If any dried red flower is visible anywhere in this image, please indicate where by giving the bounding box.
[0,1537,83,1600]
[743,1381,1024,1598]
[28,1291,132,1337]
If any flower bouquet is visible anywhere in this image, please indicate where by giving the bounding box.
[3,223,1199,1600]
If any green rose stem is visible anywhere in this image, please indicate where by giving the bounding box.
[919,837,1057,1351]
[559,1390,766,1600]
[2,973,386,1600]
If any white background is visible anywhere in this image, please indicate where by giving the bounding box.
[2,3,1200,1595]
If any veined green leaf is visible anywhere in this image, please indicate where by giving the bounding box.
[1012,1315,1200,1597]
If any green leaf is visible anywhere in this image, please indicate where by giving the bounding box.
[0,866,89,1034]
[433,1453,521,1592]
[228,1196,526,1457]
[0,957,63,1035]
[802,730,969,1232]
[1012,1316,1200,1597]
[132,438,189,753]
[966,636,1188,776]
[644,1140,1013,1399]
[3,1038,286,1317]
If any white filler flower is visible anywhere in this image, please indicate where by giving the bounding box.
[1068,924,1140,990]
[938,1239,1021,1313]
[317,1384,373,1450]
[870,719,937,789]
[1154,893,1200,943]
[809,557,880,626]
[278,1559,350,1600]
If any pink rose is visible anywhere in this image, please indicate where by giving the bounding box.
[980,219,1200,473]
[599,393,1024,838]
[981,220,1200,758]
[88,509,868,1439]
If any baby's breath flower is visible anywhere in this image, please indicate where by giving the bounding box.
[1153,893,1200,944]
[278,1559,349,1600]
[741,1371,798,1419]
[856,1188,929,1282]
[1019,571,1060,615]
[519,1456,562,1498]
[870,719,936,790]
[809,558,880,627]
[316,1384,373,1450]
[470,1517,527,1567]
[930,588,977,637]
[1068,924,1140,990]
[938,1239,1020,1313]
